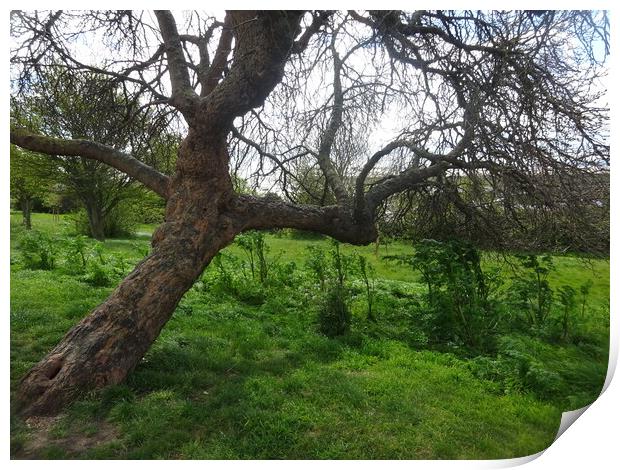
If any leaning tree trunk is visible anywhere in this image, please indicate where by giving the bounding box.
[14,10,307,416]
[15,136,238,416]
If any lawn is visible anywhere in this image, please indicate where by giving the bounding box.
[10,213,610,459]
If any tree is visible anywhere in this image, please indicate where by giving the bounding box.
[12,70,179,240]
[10,145,52,229]
[9,10,608,415]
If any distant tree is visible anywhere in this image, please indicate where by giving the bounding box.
[9,145,52,229]
[13,70,178,240]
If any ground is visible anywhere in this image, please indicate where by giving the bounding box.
[10,212,610,459]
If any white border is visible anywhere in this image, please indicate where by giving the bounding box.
[3,1,617,468]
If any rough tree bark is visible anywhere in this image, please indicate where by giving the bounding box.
[15,130,238,415]
[13,10,313,416]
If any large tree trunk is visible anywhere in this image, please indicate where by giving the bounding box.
[15,135,237,416]
[13,11,307,417]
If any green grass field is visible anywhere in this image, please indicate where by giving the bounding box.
[10,213,610,459]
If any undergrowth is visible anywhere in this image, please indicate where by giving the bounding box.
[9,213,609,459]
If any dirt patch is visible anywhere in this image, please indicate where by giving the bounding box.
[13,415,120,459]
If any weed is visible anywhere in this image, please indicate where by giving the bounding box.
[510,254,554,327]
[406,240,501,351]
[318,285,351,337]
[18,230,58,270]
[358,255,376,322]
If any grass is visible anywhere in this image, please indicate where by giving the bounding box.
[9,212,610,459]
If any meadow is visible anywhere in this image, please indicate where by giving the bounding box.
[10,213,610,459]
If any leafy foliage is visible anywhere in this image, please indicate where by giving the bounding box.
[18,230,58,270]
[318,285,351,337]
[236,231,272,284]
[509,254,555,327]
[388,240,501,351]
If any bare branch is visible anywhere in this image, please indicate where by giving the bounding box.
[201,14,233,97]
[291,11,333,54]
[154,10,199,114]
[365,162,451,211]
[11,128,170,198]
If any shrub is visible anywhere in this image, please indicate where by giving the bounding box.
[358,255,376,321]
[81,244,115,286]
[305,245,328,289]
[557,285,577,341]
[313,240,359,337]
[579,280,593,317]
[318,285,351,337]
[63,235,89,273]
[509,254,554,327]
[270,261,298,287]
[407,239,501,351]
[210,252,238,296]
[83,260,116,287]
[18,230,58,270]
[236,231,271,284]
[236,283,266,306]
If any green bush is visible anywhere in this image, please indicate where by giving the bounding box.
[313,240,358,337]
[407,239,501,351]
[207,252,239,296]
[358,255,376,321]
[305,245,328,289]
[318,285,351,337]
[509,254,554,327]
[236,231,272,284]
[81,242,124,287]
[83,260,116,287]
[18,230,58,270]
[62,235,89,273]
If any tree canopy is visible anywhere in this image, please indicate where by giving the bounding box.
[11,10,609,245]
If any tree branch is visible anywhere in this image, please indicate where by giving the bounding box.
[154,10,199,115]
[354,139,415,216]
[10,129,170,198]
[201,14,233,97]
[197,11,303,134]
[316,42,350,205]
[291,11,333,54]
[314,33,372,207]
[365,162,450,212]
[230,194,377,245]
